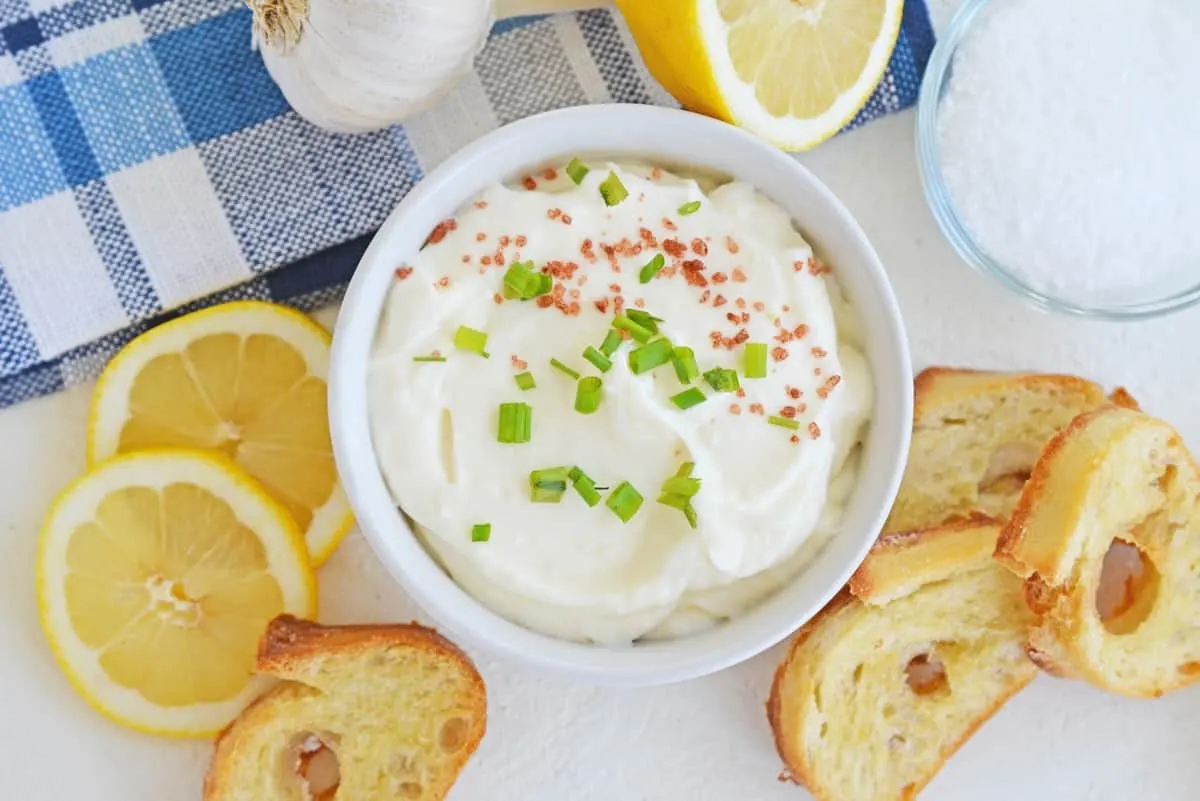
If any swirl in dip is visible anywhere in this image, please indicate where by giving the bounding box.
[369,162,873,644]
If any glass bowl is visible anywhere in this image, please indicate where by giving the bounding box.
[916,0,1200,320]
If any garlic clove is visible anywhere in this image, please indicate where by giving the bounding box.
[260,47,392,133]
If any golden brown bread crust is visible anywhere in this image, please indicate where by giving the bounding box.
[257,615,480,682]
[911,366,1136,424]
[1108,387,1139,410]
[766,591,856,797]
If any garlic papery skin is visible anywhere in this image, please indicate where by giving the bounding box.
[248,0,607,134]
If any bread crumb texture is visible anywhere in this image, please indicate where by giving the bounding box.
[769,522,1036,801]
[886,368,1135,533]
[204,616,486,801]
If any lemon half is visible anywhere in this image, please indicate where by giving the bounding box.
[88,301,352,565]
[38,450,317,736]
[620,0,905,150]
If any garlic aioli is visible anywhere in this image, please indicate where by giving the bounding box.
[369,163,873,644]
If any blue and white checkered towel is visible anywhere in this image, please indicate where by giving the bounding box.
[0,0,934,408]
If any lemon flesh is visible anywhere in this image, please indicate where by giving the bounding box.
[620,0,904,150]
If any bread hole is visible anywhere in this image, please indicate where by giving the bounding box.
[813,682,823,711]
[888,734,907,750]
[882,703,895,719]
[290,734,341,801]
[852,664,864,684]
[819,722,828,739]
[438,716,469,753]
[1097,539,1160,635]
[978,443,1039,496]
[399,782,423,799]
[1156,463,1177,493]
[940,417,967,426]
[905,653,949,697]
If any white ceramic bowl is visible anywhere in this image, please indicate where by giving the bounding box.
[329,104,912,686]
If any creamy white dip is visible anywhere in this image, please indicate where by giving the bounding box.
[369,162,873,644]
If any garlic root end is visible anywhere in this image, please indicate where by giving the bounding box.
[246,0,308,49]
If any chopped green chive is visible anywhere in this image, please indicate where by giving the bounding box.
[550,358,581,380]
[530,467,570,502]
[497,402,532,443]
[703,367,740,393]
[606,481,643,522]
[568,466,603,507]
[582,346,612,373]
[613,314,654,343]
[453,326,489,357]
[575,376,604,414]
[599,171,629,206]
[662,476,702,497]
[743,342,768,379]
[599,329,624,357]
[768,415,801,430]
[678,200,701,215]
[625,309,662,334]
[657,492,689,510]
[658,463,701,528]
[471,523,491,543]
[566,157,590,185]
[670,387,706,410]
[503,261,552,300]
[629,338,674,375]
[638,253,666,284]
[671,346,699,384]
[412,355,447,362]
[514,371,536,391]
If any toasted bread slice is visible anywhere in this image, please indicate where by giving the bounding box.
[769,521,1037,801]
[885,368,1136,533]
[204,616,486,801]
[995,407,1200,698]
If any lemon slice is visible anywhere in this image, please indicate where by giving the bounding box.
[38,450,317,736]
[88,301,352,565]
[619,0,904,150]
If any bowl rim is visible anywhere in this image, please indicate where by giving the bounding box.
[329,103,913,685]
[915,0,1200,321]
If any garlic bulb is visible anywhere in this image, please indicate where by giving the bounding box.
[248,0,605,134]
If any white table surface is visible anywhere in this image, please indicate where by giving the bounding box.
[7,9,1200,798]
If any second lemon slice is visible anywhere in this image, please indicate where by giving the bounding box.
[619,0,904,150]
[88,301,352,565]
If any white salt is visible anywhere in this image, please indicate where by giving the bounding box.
[936,0,1200,301]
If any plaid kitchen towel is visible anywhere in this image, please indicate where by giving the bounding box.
[0,0,935,408]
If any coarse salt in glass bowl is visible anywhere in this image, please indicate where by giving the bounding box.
[916,0,1200,320]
